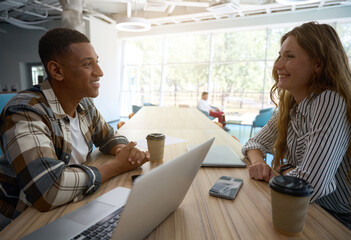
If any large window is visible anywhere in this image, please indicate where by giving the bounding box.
[336,21,351,68]
[120,21,351,118]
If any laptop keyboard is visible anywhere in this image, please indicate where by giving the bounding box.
[71,206,123,240]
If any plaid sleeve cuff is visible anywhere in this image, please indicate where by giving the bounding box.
[99,135,129,154]
[71,164,101,195]
[37,165,102,210]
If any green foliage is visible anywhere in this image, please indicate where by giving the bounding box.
[125,37,163,65]
[166,34,210,63]
[266,27,292,60]
[211,62,264,93]
[336,22,351,57]
[213,30,267,61]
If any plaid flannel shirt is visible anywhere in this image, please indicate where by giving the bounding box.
[0,80,128,230]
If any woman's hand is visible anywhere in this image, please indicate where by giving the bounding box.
[247,149,276,182]
[249,162,275,182]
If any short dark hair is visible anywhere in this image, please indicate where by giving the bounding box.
[202,92,208,97]
[38,28,90,77]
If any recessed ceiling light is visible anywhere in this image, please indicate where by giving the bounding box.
[115,17,151,32]
[207,3,240,15]
[276,0,321,5]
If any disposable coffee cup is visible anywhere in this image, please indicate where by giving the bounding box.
[146,133,166,162]
[269,175,313,236]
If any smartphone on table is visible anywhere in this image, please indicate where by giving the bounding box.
[209,176,243,200]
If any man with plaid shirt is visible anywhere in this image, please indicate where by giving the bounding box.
[0,28,150,230]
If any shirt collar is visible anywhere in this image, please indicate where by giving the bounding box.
[40,79,86,119]
[295,93,316,117]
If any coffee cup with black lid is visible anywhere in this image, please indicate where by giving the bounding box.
[269,175,313,236]
[146,133,166,162]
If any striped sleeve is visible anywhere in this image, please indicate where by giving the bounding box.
[242,112,279,158]
[286,91,351,203]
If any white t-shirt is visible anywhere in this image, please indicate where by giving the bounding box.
[68,113,89,164]
[197,99,212,113]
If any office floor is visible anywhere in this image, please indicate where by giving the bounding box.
[108,118,274,165]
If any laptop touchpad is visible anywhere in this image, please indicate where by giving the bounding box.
[66,201,114,226]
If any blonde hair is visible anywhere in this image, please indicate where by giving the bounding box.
[270,22,351,168]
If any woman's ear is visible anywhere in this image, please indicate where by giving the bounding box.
[314,59,322,75]
[47,61,64,81]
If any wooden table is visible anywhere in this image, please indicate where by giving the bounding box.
[1,106,350,239]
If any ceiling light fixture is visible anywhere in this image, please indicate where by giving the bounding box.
[275,0,321,5]
[116,17,151,32]
[115,0,151,32]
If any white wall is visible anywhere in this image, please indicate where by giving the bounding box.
[87,18,121,122]
[0,19,121,122]
[0,24,48,91]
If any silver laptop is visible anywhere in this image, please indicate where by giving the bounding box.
[187,145,246,167]
[22,138,215,240]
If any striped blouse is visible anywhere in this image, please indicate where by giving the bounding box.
[242,90,351,214]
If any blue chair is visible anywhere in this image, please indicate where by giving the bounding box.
[132,105,142,114]
[0,93,15,113]
[258,108,274,114]
[250,108,275,137]
[143,102,156,106]
[0,93,16,156]
[198,109,215,120]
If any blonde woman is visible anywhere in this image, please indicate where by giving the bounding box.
[242,22,351,229]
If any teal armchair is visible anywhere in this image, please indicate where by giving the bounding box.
[250,108,275,137]
[0,93,16,156]
[143,102,156,106]
[0,93,15,113]
[132,105,142,114]
[197,108,215,120]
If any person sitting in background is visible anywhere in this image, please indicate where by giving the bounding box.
[0,28,150,231]
[197,92,229,131]
[242,22,351,229]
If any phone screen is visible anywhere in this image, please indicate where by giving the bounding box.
[209,176,243,200]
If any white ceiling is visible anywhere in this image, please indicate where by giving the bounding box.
[0,0,350,30]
